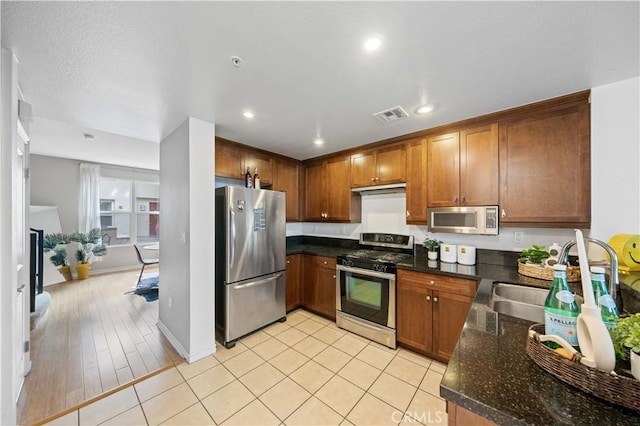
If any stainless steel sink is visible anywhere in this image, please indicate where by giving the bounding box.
[489,283,582,322]
[491,299,545,323]
[493,283,549,306]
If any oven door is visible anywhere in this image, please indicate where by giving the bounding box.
[336,265,395,328]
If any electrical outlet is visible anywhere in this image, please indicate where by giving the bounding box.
[180,231,186,244]
[514,232,524,243]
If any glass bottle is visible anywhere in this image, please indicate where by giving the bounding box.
[590,266,619,330]
[253,168,260,189]
[244,167,253,188]
[544,264,580,348]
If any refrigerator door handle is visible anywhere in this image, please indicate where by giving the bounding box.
[233,273,284,290]
[229,206,236,268]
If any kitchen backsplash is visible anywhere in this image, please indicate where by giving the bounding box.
[286,192,581,253]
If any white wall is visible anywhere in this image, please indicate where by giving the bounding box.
[296,77,640,252]
[158,117,215,363]
[591,76,640,238]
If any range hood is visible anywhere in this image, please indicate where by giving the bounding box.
[351,183,406,194]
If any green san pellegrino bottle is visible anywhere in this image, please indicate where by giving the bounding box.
[544,264,580,347]
[590,266,619,330]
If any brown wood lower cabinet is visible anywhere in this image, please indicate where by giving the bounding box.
[447,402,496,426]
[286,254,302,311]
[397,269,476,363]
[301,255,337,320]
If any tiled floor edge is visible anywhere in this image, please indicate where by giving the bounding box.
[32,359,184,426]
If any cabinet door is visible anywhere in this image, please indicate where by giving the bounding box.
[376,144,406,184]
[350,151,377,187]
[315,265,337,320]
[244,151,273,185]
[432,291,472,362]
[397,279,433,354]
[427,132,460,207]
[301,255,317,307]
[499,104,590,226]
[326,157,359,222]
[273,160,301,221]
[303,162,326,221]
[286,255,301,311]
[405,138,427,224]
[460,123,499,206]
[215,141,244,180]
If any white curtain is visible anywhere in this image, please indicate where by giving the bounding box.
[78,163,101,233]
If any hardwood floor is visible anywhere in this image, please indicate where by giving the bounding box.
[18,267,182,425]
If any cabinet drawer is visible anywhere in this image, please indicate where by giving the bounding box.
[397,269,477,297]
[315,256,336,269]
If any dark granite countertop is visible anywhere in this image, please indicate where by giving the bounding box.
[286,236,640,424]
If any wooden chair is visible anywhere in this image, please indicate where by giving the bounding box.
[133,244,159,285]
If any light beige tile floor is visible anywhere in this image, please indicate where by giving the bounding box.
[43,309,447,426]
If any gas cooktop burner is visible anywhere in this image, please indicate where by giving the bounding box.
[337,233,415,273]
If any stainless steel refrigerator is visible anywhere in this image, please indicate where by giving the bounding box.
[215,186,286,348]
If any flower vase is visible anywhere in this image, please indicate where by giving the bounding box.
[428,251,438,261]
[75,263,91,280]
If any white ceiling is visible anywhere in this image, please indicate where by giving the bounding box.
[3,1,639,162]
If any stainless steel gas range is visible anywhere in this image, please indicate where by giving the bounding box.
[335,233,414,349]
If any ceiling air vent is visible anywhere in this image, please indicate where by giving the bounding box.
[372,106,409,124]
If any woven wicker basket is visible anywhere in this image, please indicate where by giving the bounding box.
[527,324,640,411]
[517,261,581,282]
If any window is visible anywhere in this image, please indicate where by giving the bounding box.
[99,178,159,246]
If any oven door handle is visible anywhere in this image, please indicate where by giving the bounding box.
[336,264,396,280]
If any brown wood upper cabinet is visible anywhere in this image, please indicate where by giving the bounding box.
[304,157,361,222]
[215,139,273,184]
[272,159,302,221]
[350,144,406,188]
[499,102,590,227]
[405,137,427,224]
[427,124,499,207]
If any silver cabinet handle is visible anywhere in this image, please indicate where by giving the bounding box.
[17,284,26,292]
[371,177,376,181]
[454,196,458,203]
[433,297,439,303]
[406,210,410,217]
[425,295,431,301]
[333,275,336,279]
[501,209,506,218]
[461,195,466,203]
[428,280,435,285]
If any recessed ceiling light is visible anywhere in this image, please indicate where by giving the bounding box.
[314,138,324,146]
[364,36,382,51]
[242,111,254,119]
[416,104,434,115]
[83,133,95,140]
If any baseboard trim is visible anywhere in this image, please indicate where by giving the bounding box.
[157,320,189,360]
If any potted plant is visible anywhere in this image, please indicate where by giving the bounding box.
[518,245,550,265]
[423,238,443,260]
[610,313,640,380]
[43,232,72,281]
[69,228,108,279]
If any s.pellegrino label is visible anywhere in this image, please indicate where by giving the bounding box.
[544,265,580,347]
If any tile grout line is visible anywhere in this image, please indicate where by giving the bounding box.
[33,360,181,426]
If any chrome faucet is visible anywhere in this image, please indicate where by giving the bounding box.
[558,238,622,311]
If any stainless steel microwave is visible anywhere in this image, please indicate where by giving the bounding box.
[428,206,499,235]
